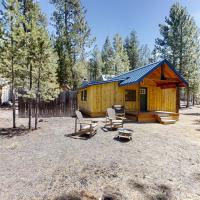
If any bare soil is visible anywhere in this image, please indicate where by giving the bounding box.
[0,106,200,200]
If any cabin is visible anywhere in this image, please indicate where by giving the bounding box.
[77,59,188,123]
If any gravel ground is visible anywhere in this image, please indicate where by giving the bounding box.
[0,106,200,200]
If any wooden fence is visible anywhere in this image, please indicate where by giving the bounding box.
[18,91,77,118]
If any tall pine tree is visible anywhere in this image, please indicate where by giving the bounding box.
[32,28,59,129]
[88,45,103,81]
[138,44,151,66]
[0,0,25,128]
[19,0,47,129]
[50,0,93,89]
[113,33,130,74]
[20,1,59,129]
[101,36,114,74]
[124,30,140,70]
[155,3,200,107]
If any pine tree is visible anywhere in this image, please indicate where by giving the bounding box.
[0,0,25,128]
[101,36,114,74]
[50,0,93,89]
[124,30,140,70]
[88,46,103,81]
[32,28,59,129]
[113,33,130,74]
[149,47,160,63]
[138,44,151,66]
[155,3,200,107]
[19,0,47,129]
[17,0,59,129]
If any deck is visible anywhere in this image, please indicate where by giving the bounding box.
[125,110,179,123]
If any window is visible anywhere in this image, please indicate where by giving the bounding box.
[81,90,87,101]
[84,90,87,101]
[81,91,84,101]
[140,88,146,95]
[125,90,136,101]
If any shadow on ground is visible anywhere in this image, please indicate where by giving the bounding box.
[113,136,132,143]
[127,179,172,200]
[54,190,97,200]
[0,127,29,139]
[182,113,200,116]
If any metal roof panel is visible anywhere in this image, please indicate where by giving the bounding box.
[79,59,188,89]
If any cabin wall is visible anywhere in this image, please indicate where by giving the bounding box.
[78,82,139,116]
[77,87,93,114]
[141,78,177,112]
[78,81,177,117]
[146,86,176,112]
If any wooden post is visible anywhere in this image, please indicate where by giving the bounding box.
[138,84,141,117]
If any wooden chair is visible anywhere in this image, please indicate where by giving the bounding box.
[105,108,126,130]
[112,105,125,117]
[73,110,98,137]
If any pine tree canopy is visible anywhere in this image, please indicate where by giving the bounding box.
[101,36,115,75]
[124,30,140,70]
[50,0,93,89]
[155,3,200,95]
[88,45,103,81]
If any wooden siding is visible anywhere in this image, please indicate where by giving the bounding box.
[77,62,184,118]
[77,87,93,114]
[78,81,177,116]
[145,85,176,112]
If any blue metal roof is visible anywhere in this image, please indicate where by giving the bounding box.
[80,59,188,89]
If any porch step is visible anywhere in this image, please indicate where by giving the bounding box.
[157,114,170,117]
[160,118,176,125]
[156,114,177,125]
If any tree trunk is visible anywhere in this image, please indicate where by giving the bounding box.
[186,87,190,108]
[35,66,41,130]
[34,97,38,129]
[28,99,32,129]
[11,59,16,128]
[28,63,32,130]
[11,14,16,128]
[193,93,195,106]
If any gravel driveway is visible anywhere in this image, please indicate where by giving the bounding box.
[0,107,200,199]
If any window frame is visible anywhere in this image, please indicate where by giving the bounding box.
[140,88,146,95]
[81,90,87,101]
[84,90,87,101]
[81,91,84,101]
[125,90,136,101]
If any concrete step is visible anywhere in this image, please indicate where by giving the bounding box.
[160,119,176,125]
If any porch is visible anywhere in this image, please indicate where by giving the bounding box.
[125,110,179,123]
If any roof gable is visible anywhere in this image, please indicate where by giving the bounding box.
[118,59,188,86]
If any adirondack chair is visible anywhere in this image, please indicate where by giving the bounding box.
[112,105,125,117]
[105,108,126,130]
[73,110,98,137]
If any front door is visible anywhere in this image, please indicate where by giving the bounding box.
[140,87,147,112]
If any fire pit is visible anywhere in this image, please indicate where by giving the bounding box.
[116,128,133,140]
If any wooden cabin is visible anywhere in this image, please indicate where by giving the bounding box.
[77,59,188,123]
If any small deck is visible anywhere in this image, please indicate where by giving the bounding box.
[125,111,179,123]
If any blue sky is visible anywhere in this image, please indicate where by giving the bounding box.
[26,1,200,50]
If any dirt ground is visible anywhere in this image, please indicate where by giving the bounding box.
[0,106,200,200]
